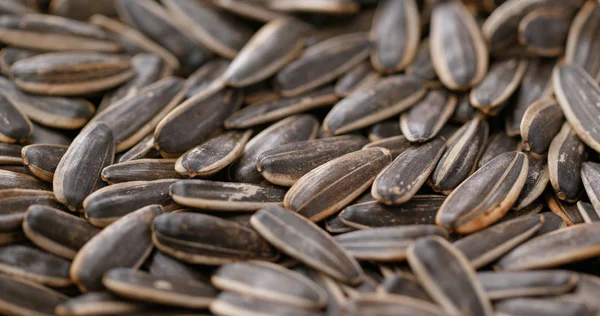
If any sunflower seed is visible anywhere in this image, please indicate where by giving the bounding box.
[213,0,285,23]
[152,212,278,265]
[70,205,162,292]
[454,214,544,269]
[229,114,319,184]
[265,0,360,14]
[451,94,477,123]
[520,98,564,158]
[21,144,66,182]
[362,135,412,159]
[83,179,177,227]
[478,132,520,168]
[0,47,39,76]
[334,60,379,97]
[519,7,573,57]
[257,135,368,187]
[0,274,67,316]
[470,58,528,113]
[533,211,566,237]
[55,292,145,316]
[29,123,71,146]
[251,205,363,284]
[436,151,528,234]
[117,134,160,163]
[0,169,49,190]
[0,190,64,237]
[345,294,445,316]
[0,143,22,165]
[512,155,548,210]
[285,147,391,222]
[367,120,403,142]
[478,270,578,300]
[103,268,217,309]
[495,297,593,316]
[184,59,229,98]
[565,1,600,80]
[407,236,493,316]
[429,117,489,194]
[23,205,99,259]
[0,244,72,287]
[325,215,355,234]
[101,159,181,184]
[400,89,457,142]
[547,194,584,226]
[381,272,432,302]
[577,201,600,223]
[581,162,600,216]
[548,122,586,203]
[0,93,32,143]
[210,292,320,316]
[0,0,34,15]
[324,75,426,135]
[155,87,242,157]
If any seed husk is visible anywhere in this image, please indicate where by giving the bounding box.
[520,98,564,158]
[513,155,548,210]
[0,169,49,190]
[581,162,600,216]
[0,244,72,287]
[213,0,285,23]
[478,270,578,300]
[70,205,162,292]
[23,205,100,259]
[334,60,379,97]
[212,261,327,308]
[373,138,445,205]
[478,132,521,168]
[451,94,476,123]
[184,59,229,98]
[11,52,134,96]
[340,196,444,229]
[497,222,600,270]
[101,159,181,184]
[0,190,64,237]
[0,47,39,76]
[495,297,593,316]
[225,86,338,129]
[0,0,34,15]
[257,135,368,187]
[265,0,360,14]
[533,211,566,237]
[548,122,586,203]
[335,225,448,262]
[152,212,278,265]
[407,236,493,316]
[210,292,319,316]
[367,120,403,142]
[547,193,584,226]
[0,143,22,165]
[103,268,217,309]
[323,75,426,135]
[170,179,287,211]
[117,134,160,163]
[154,87,242,157]
[400,89,456,143]
[429,117,489,194]
[285,147,391,222]
[381,272,432,302]
[53,122,114,212]
[29,122,71,146]
[577,201,600,223]
[345,294,445,316]
[115,0,210,72]
[430,0,488,90]
[0,93,33,144]
[453,214,544,269]
[224,18,306,87]
[21,144,66,182]
[148,250,211,283]
[55,292,145,316]
[565,0,600,81]
[163,0,253,59]
[518,7,573,57]
[175,130,251,178]
[436,151,529,234]
[83,179,178,227]
[470,58,528,113]
[229,114,319,184]
[325,215,355,234]
[362,135,412,159]
[0,274,67,316]
[251,205,363,284]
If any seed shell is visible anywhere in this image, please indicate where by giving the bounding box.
[470,58,528,113]
[494,297,593,316]
[55,292,145,316]
[577,201,600,223]
[478,132,520,168]
[0,244,72,287]
[0,274,67,316]
[0,143,22,165]
[520,98,564,158]
[0,93,33,143]
[513,155,548,210]
[345,294,445,316]
[21,144,66,183]
[548,122,586,203]
[0,169,49,190]
[565,1,600,81]
[101,159,181,184]
[519,7,573,57]
[478,270,578,300]
[400,89,457,143]
[362,135,412,159]
[367,120,403,142]
[334,60,379,97]
[210,292,320,316]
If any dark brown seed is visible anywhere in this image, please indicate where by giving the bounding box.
[451,94,476,123]
[241,80,279,105]
[212,261,327,308]
[496,222,600,270]
[406,38,438,86]
[21,144,67,183]
[101,159,181,184]
[470,58,528,113]
[257,135,368,187]
[163,0,253,59]
[335,225,448,262]
[362,135,412,159]
[83,179,177,227]
[453,214,544,269]
[478,132,520,168]
[229,115,319,184]
[340,196,445,229]
[23,205,100,259]
[519,7,573,57]
[28,122,71,146]
[0,143,22,165]
[184,59,230,98]
[224,18,306,87]
[548,123,586,203]
[0,244,72,287]
[429,117,489,194]
[0,169,49,190]
[565,1,600,81]
[152,212,278,265]
[55,292,145,316]
[400,89,456,142]
[103,268,217,309]
[118,134,160,163]
[534,212,566,237]
[154,88,242,157]
[436,152,528,234]
[373,138,445,205]
[277,33,370,97]
[149,250,210,283]
[334,60,379,97]
[325,215,355,234]
[407,236,493,316]
[520,98,564,158]
[213,0,284,23]
[0,47,39,76]
[175,130,252,178]
[53,123,114,212]
[70,205,162,292]
[323,75,426,135]
[345,294,445,316]
[494,297,593,316]
[285,147,391,222]
[478,270,578,300]
[0,274,67,316]
[367,120,402,142]
[430,0,488,90]
[381,273,432,302]
[210,292,320,316]
[0,93,32,143]
[513,155,548,210]
[582,162,600,216]
[50,0,117,21]
[547,193,584,226]
[0,190,64,238]
[251,205,363,284]
[11,52,134,96]
[225,86,337,129]
[577,201,600,223]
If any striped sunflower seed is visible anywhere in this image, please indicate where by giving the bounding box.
[101,159,181,184]
[478,270,578,300]
[407,236,493,316]
[213,0,284,23]
[0,47,39,76]
[518,7,574,57]
[23,205,99,259]
[436,151,528,234]
[148,250,211,283]
[0,93,32,144]
[0,244,72,287]
[581,162,600,216]
[210,292,319,316]
[373,138,445,204]
[367,120,403,142]
[325,215,355,234]
[256,135,368,187]
[241,80,279,105]
[55,292,145,316]
[0,143,22,165]
[565,1,600,81]
[400,89,456,142]
[362,135,412,159]
[513,155,548,210]
[478,131,520,168]
[470,58,528,114]
[265,0,360,14]
[21,144,66,182]
[345,294,445,316]
[70,205,162,292]
[28,122,71,146]
[0,274,67,316]
[0,0,34,15]
[0,169,49,190]
[284,147,391,222]
[533,211,566,237]
[547,192,584,226]
[0,190,65,237]
[520,98,564,158]
[184,59,229,98]
[323,75,426,135]
[117,134,160,163]
[577,201,600,223]
[405,38,439,87]
[495,297,593,316]
[451,94,477,123]
[334,60,379,97]
[381,273,432,302]
[151,212,278,265]
[50,0,117,20]
[548,122,586,203]
[251,205,364,284]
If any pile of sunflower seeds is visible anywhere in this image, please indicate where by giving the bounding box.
[2,0,600,315]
